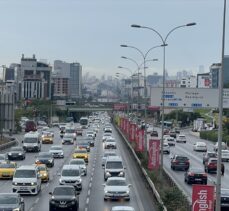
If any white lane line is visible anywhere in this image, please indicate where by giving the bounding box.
[90,177,93,182]
[85,208,88,211]
[88,189,90,195]
[89,182,92,188]
[34,198,39,204]
[46,183,49,187]
[29,208,34,211]
[86,197,89,204]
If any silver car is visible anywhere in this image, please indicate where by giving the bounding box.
[49,145,64,158]
[102,151,117,167]
[69,159,87,176]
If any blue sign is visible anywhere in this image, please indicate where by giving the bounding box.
[191,103,202,107]
[168,103,178,107]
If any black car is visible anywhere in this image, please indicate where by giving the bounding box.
[49,186,79,211]
[7,147,26,160]
[184,167,207,185]
[171,155,190,171]
[150,130,158,137]
[35,152,54,167]
[221,188,229,210]
[0,193,25,211]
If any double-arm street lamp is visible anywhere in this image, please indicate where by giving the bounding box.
[131,22,196,172]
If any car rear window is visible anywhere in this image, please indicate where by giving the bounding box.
[176,156,188,161]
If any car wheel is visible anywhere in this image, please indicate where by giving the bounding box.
[187,179,191,185]
[125,198,130,201]
[104,198,107,201]
[184,177,186,183]
[203,181,207,185]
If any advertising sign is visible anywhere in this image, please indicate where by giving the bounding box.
[192,185,214,211]
[150,87,229,108]
[113,103,128,110]
[136,129,144,152]
[148,139,160,170]
[129,123,135,142]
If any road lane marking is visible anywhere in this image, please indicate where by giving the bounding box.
[88,189,90,195]
[86,197,89,204]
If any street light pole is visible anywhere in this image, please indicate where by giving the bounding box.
[131,22,196,172]
[216,1,227,210]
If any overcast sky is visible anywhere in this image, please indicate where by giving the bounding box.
[0,0,228,78]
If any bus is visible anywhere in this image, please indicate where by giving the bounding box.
[79,117,89,129]
[160,121,173,129]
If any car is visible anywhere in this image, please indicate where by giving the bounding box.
[102,133,112,142]
[102,151,117,167]
[214,142,227,152]
[184,167,207,185]
[163,129,170,135]
[77,141,90,152]
[59,165,82,191]
[49,145,64,158]
[0,193,25,211]
[150,130,158,137]
[222,150,229,162]
[193,142,207,152]
[22,131,41,152]
[171,155,190,171]
[165,137,176,146]
[62,134,74,145]
[7,146,26,160]
[104,138,117,149]
[36,164,49,182]
[25,120,37,132]
[103,177,131,201]
[220,188,229,209]
[86,130,96,139]
[41,132,53,144]
[60,129,65,138]
[104,156,125,181]
[176,134,187,143]
[169,130,177,138]
[69,159,87,176]
[49,186,79,211]
[78,137,94,147]
[146,125,154,134]
[72,148,89,163]
[104,127,112,133]
[204,158,217,173]
[111,206,135,211]
[35,152,54,167]
[76,127,83,136]
[65,127,77,140]
[162,142,170,154]
[203,151,217,164]
[12,165,41,195]
[0,162,17,179]
[0,154,7,164]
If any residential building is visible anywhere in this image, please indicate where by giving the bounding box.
[5,67,15,81]
[69,62,82,99]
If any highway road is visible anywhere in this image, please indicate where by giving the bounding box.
[0,123,157,211]
[152,127,229,202]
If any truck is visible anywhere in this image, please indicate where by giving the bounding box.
[193,118,205,132]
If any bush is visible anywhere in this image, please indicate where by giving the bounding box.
[200,130,229,145]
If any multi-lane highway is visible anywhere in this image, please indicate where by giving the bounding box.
[0,121,157,211]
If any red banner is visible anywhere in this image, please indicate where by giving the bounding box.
[126,119,130,136]
[120,117,124,131]
[192,185,214,211]
[129,123,136,142]
[136,129,144,152]
[148,139,160,170]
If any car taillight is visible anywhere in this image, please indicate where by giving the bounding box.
[186,160,190,164]
[188,173,194,176]
[203,173,207,177]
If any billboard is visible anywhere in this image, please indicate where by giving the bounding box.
[192,185,214,211]
[148,139,160,170]
[113,103,128,110]
[150,87,229,108]
[136,129,144,152]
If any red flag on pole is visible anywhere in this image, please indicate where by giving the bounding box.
[148,139,160,170]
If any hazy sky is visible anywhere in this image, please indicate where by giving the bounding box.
[0,0,228,78]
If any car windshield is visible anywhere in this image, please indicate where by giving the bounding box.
[78,142,88,146]
[107,180,127,186]
[37,166,46,171]
[11,147,23,152]
[210,159,217,163]
[64,134,73,138]
[208,153,217,157]
[51,146,62,150]
[70,160,84,165]
[0,196,18,204]
[53,187,75,196]
[62,169,80,176]
[176,156,188,161]
[74,149,87,153]
[0,155,5,160]
[106,140,115,143]
[104,134,111,137]
[65,129,75,133]
[14,169,36,178]
[106,161,123,169]
[38,153,52,158]
[24,138,37,143]
[222,151,229,155]
[0,163,15,168]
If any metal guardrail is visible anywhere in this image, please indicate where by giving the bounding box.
[0,137,18,151]
[114,124,167,211]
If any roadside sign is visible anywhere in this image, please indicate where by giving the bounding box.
[150,87,229,108]
[192,185,214,211]
[136,129,144,152]
[148,139,160,170]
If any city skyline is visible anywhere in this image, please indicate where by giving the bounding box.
[0,0,228,78]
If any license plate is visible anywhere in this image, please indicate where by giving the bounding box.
[59,205,67,208]
[195,178,202,181]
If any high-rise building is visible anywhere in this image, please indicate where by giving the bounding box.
[5,68,15,81]
[69,62,82,99]
[223,55,229,86]
[210,63,220,88]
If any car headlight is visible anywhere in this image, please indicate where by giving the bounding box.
[8,153,12,155]
[105,172,111,176]
[59,179,62,183]
[13,182,18,185]
[31,182,37,186]
[119,171,124,176]
[126,190,130,194]
[13,208,20,211]
[49,159,53,162]
[43,173,47,176]
[18,153,22,155]
[104,190,108,194]
[78,178,82,183]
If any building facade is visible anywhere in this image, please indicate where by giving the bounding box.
[197,73,211,88]
[180,76,197,88]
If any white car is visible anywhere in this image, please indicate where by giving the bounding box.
[222,150,229,162]
[165,137,175,146]
[104,127,112,133]
[111,206,135,211]
[193,142,207,152]
[146,125,154,134]
[163,135,171,140]
[49,145,64,158]
[102,133,112,142]
[62,134,74,145]
[104,138,117,149]
[86,130,96,139]
[102,151,117,167]
[176,134,186,143]
[214,142,227,152]
[69,159,87,176]
[103,177,131,201]
[162,142,170,154]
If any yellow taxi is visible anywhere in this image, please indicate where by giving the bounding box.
[72,148,89,163]
[36,164,49,182]
[42,132,53,144]
[0,162,17,179]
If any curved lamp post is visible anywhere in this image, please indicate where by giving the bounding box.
[131,22,196,172]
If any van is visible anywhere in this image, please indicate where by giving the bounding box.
[22,131,41,152]
[104,156,125,181]
[12,165,41,195]
[25,120,37,132]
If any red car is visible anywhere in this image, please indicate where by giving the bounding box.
[25,120,37,132]
[204,158,217,173]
